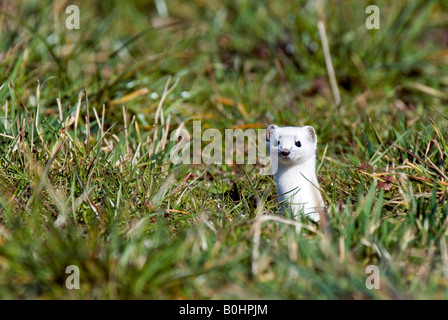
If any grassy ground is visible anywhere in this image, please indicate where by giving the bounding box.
[0,0,448,299]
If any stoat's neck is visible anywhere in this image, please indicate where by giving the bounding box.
[275,156,318,185]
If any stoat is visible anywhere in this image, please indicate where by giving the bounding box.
[266,125,325,222]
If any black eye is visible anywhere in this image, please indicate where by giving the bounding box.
[295,141,301,147]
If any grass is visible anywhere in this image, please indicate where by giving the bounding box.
[0,0,448,299]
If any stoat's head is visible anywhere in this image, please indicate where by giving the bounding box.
[266,125,317,165]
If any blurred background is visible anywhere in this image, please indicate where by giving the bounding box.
[2,0,447,133]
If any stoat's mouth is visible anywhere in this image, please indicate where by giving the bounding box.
[278,152,290,159]
[278,153,292,162]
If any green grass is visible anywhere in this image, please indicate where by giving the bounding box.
[1,0,448,299]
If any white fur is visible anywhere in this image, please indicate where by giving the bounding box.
[266,125,325,221]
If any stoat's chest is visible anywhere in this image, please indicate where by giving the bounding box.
[274,164,319,195]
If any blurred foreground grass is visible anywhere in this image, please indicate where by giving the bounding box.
[0,0,448,299]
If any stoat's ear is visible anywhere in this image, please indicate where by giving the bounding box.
[266,125,278,142]
[305,126,317,143]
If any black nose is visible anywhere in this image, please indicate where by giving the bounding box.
[280,150,290,157]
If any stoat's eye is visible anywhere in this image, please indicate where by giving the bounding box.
[295,141,302,147]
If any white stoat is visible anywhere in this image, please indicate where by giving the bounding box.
[266,124,325,222]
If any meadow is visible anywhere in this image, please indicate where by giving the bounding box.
[0,0,448,299]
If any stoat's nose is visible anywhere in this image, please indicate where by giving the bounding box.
[280,150,290,157]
